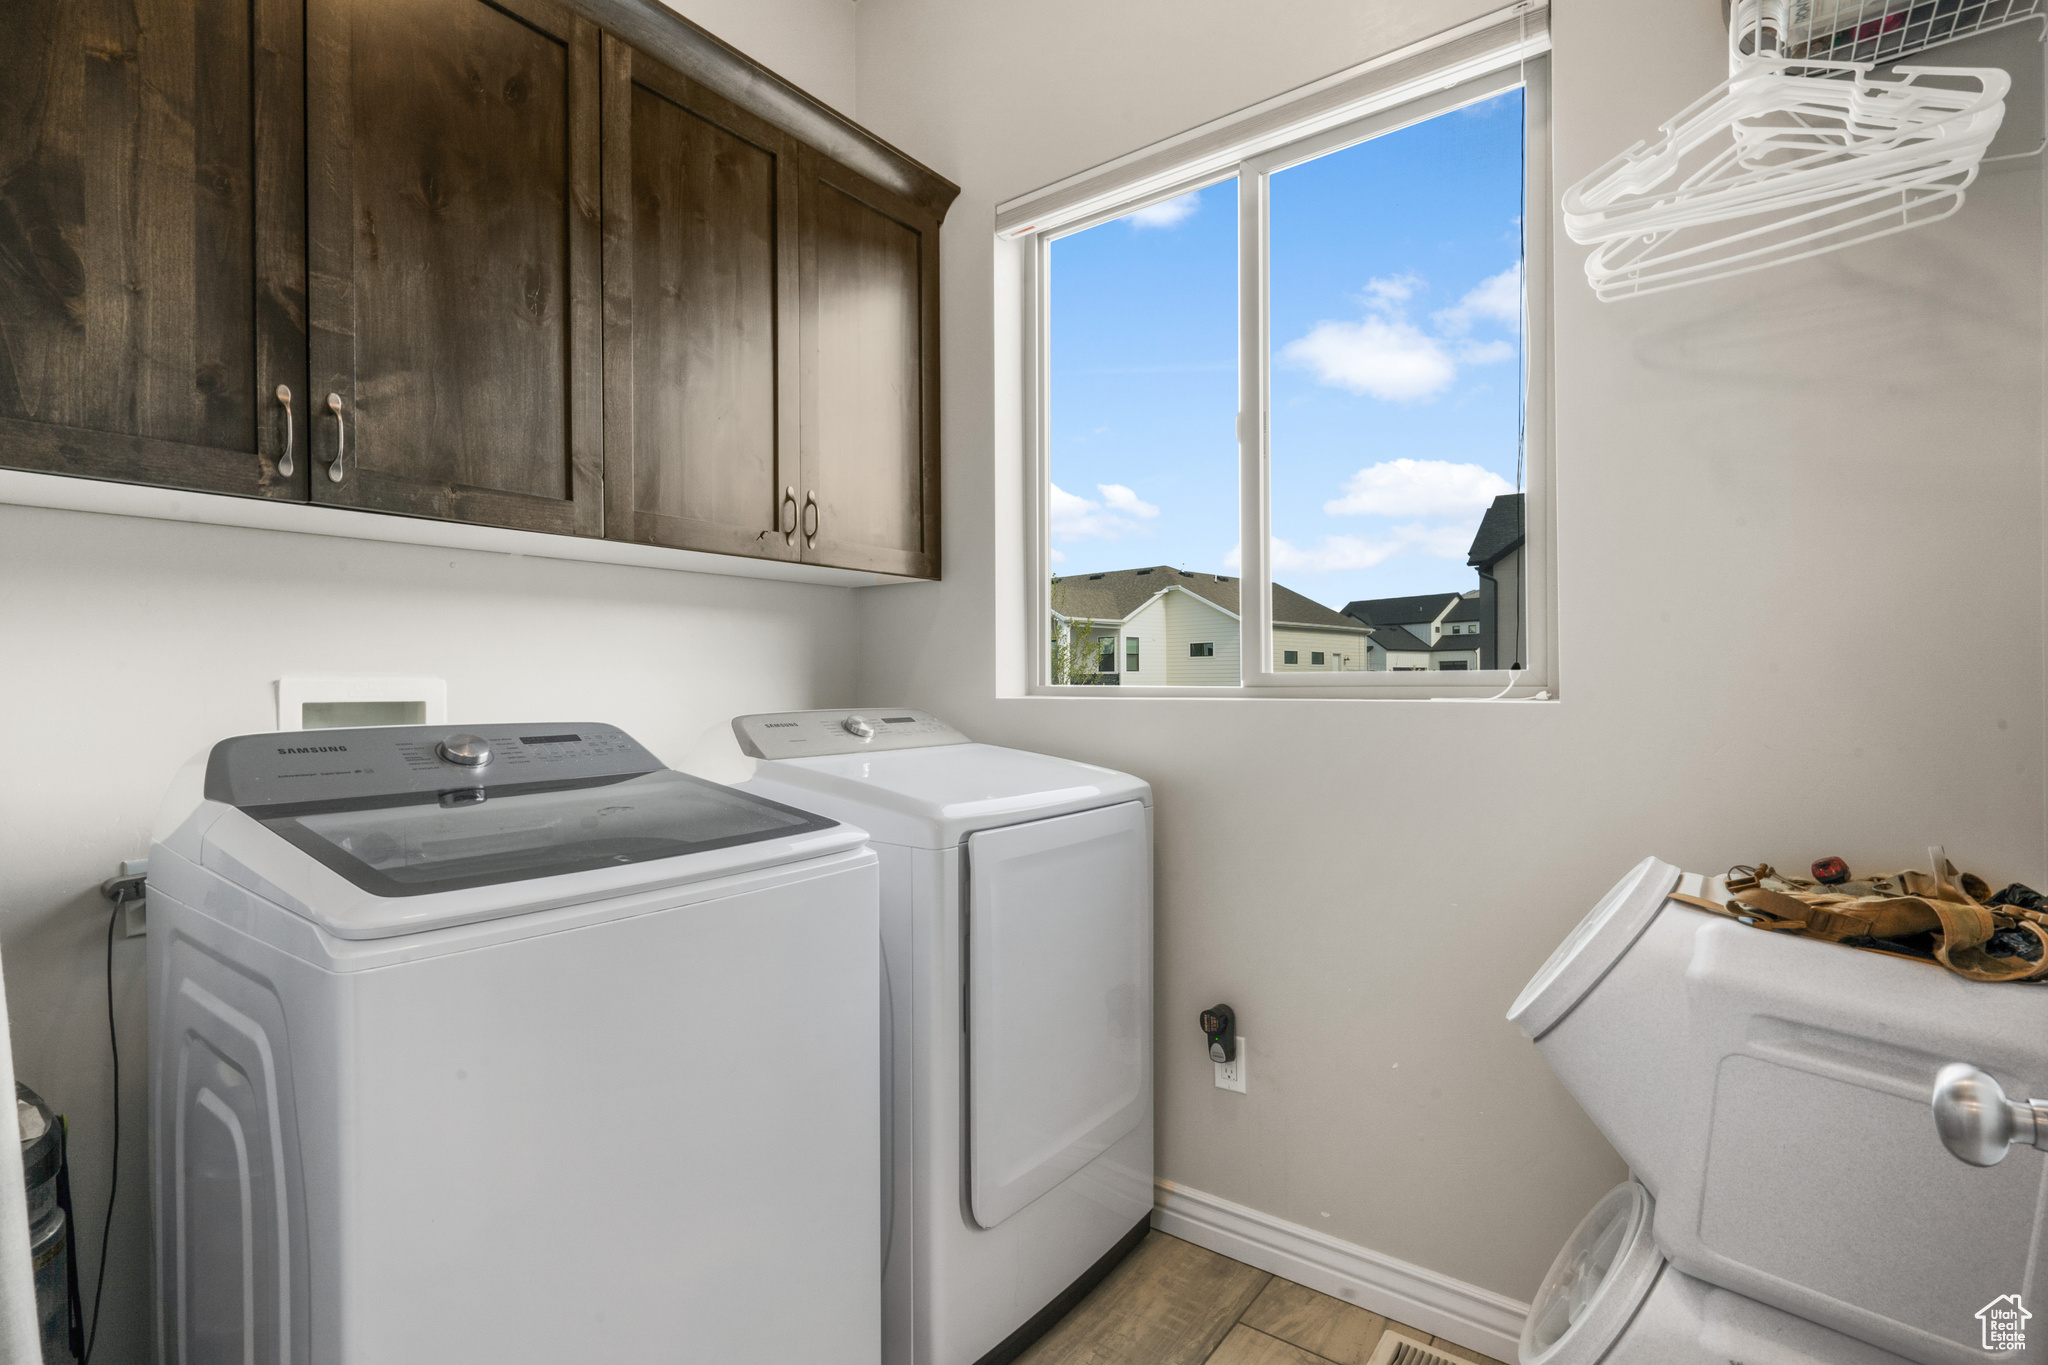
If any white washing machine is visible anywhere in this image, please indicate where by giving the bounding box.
[1511,856,2048,1365]
[708,709,1154,1365]
[146,723,882,1365]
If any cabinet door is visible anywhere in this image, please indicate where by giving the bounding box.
[797,155,941,580]
[306,0,601,533]
[0,0,306,497]
[599,37,799,560]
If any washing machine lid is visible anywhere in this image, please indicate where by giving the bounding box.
[1508,856,1682,1042]
[189,724,860,938]
[1523,1181,1666,1365]
[741,733,1150,848]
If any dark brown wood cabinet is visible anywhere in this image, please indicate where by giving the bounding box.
[0,0,305,499]
[0,0,956,574]
[599,36,800,560]
[307,0,603,534]
[798,154,941,579]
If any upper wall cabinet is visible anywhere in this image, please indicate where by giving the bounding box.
[0,0,306,499]
[797,153,942,580]
[599,36,800,561]
[0,0,958,575]
[307,0,603,535]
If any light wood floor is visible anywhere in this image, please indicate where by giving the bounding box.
[1015,1232,1511,1365]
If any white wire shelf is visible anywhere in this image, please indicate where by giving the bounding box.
[1757,0,2045,69]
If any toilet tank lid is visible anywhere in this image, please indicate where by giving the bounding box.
[1509,856,1682,1041]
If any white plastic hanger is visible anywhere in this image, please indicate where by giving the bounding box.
[1561,0,2011,300]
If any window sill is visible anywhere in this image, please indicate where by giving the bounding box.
[1030,678,1554,701]
[0,469,920,589]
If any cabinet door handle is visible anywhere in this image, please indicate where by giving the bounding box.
[325,392,347,483]
[275,385,294,477]
[802,491,819,547]
[759,488,800,546]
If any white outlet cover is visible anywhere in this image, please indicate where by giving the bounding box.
[1214,1037,1247,1093]
[276,675,447,731]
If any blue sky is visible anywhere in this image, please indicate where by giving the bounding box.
[1048,89,1525,610]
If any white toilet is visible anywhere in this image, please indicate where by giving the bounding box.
[1512,857,2048,1365]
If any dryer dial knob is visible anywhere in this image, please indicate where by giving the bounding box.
[842,716,876,740]
[437,733,494,767]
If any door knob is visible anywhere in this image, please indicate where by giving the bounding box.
[1932,1063,2048,1166]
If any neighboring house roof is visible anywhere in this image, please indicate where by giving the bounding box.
[1467,492,1525,569]
[1364,623,1433,653]
[1444,591,1481,623]
[1341,592,1462,629]
[1051,566,1369,632]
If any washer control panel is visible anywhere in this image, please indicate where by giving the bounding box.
[205,724,658,810]
[734,708,969,759]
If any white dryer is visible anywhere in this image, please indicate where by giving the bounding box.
[147,723,882,1365]
[721,709,1154,1365]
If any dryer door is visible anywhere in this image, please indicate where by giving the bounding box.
[967,801,1151,1229]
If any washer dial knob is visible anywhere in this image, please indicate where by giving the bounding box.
[437,733,494,767]
[841,716,876,740]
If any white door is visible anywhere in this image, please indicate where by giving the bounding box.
[966,801,1151,1228]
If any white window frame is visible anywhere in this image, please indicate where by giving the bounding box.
[1009,5,1553,700]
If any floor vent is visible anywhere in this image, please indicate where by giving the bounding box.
[1365,1328,1469,1365]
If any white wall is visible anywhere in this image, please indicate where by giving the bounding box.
[662,0,859,116]
[853,0,2045,1307]
[0,7,860,1360]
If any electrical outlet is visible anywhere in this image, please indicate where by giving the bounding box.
[110,857,148,937]
[1214,1036,1246,1093]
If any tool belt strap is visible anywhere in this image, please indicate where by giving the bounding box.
[1679,869,2048,984]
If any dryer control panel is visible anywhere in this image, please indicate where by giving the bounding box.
[733,709,969,759]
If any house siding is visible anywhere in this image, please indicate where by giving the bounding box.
[1164,590,1239,685]
[1481,546,1525,670]
[1122,596,1172,683]
[1272,625,1371,671]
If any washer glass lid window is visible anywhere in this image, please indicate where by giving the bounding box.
[258,770,837,897]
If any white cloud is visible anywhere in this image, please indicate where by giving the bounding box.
[1050,482,1160,541]
[1283,316,1455,402]
[1282,266,1519,403]
[1365,272,1422,307]
[1226,522,1481,577]
[1274,525,1478,574]
[1433,265,1522,336]
[1271,535,1404,574]
[1129,192,1200,229]
[1456,339,1515,365]
[1098,483,1160,519]
[1323,459,1513,519]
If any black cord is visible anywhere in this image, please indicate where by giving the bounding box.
[82,897,120,1365]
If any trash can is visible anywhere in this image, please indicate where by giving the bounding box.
[19,1085,59,1235]
[31,1208,73,1364]
[19,1083,76,1364]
